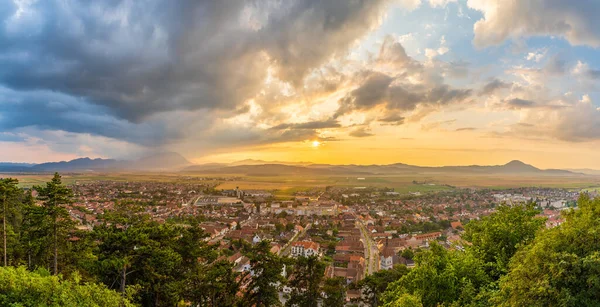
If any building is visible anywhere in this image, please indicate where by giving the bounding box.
[380,247,397,270]
[290,241,320,258]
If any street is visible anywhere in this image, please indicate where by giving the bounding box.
[356,218,379,275]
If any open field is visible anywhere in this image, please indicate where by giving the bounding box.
[0,172,219,188]
[3,172,600,199]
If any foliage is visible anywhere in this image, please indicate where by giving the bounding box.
[34,173,75,275]
[462,202,545,280]
[383,201,548,307]
[0,266,135,307]
[356,264,409,306]
[286,255,327,307]
[240,240,286,307]
[322,277,347,307]
[0,178,21,266]
[186,259,240,307]
[383,243,489,307]
[494,195,600,306]
[383,293,423,307]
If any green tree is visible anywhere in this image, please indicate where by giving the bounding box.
[0,266,135,306]
[0,178,20,266]
[187,259,240,307]
[401,248,414,261]
[357,264,409,306]
[20,190,52,270]
[494,195,600,306]
[286,255,326,307]
[462,202,545,280]
[322,277,346,307]
[240,240,286,307]
[383,243,489,307]
[383,293,423,307]
[34,173,75,275]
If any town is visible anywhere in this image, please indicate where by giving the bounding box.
[52,177,582,304]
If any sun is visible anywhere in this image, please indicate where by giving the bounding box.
[312,140,321,148]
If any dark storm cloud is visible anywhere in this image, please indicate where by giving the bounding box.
[335,71,472,117]
[378,114,405,125]
[0,87,177,146]
[480,79,511,96]
[270,119,341,130]
[506,98,536,109]
[0,0,391,145]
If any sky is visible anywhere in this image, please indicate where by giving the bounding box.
[0,0,599,168]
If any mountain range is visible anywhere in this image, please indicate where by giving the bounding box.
[0,154,594,177]
[182,159,583,176]
[0,152,192,173]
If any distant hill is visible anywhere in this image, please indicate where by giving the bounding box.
[228,159,313,166]
[567,168,600,176]
[0,162,35,167]
[0,162,35,172]
[0,152,192,173]
[32,158,119,172]
[182,160,585,177]
[189,164,369,176]
[0,156,590,176]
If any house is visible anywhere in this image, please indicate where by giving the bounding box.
[252,234,262,244]
[290,241,321,258]
[415,231,442,241]
[450,221,463,230]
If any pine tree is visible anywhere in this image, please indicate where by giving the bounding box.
[0,178,20,266]
[34,173,74,275]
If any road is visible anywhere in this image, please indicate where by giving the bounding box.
[356,218,379,275]
[279,223,311,256]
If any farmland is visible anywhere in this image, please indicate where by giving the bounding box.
[4,171,600,200]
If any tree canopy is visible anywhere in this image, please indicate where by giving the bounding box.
[0,266,135,307]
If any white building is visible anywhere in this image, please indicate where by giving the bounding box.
[380,248,396,270]
[290,241,320,258]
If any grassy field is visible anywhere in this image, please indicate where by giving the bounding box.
[3,172,600,199]
[0,172,214,188]
[197,173,600,198]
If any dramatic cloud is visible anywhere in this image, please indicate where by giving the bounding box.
[512,95,600,141]
[572,61,600,79]
[468,0,600,48]
[0,0,392,153]
[335,37,472,119]
[336,72,472,116]
[1,0,599,164]
[270,119,341,131]
[378,114,406,126]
